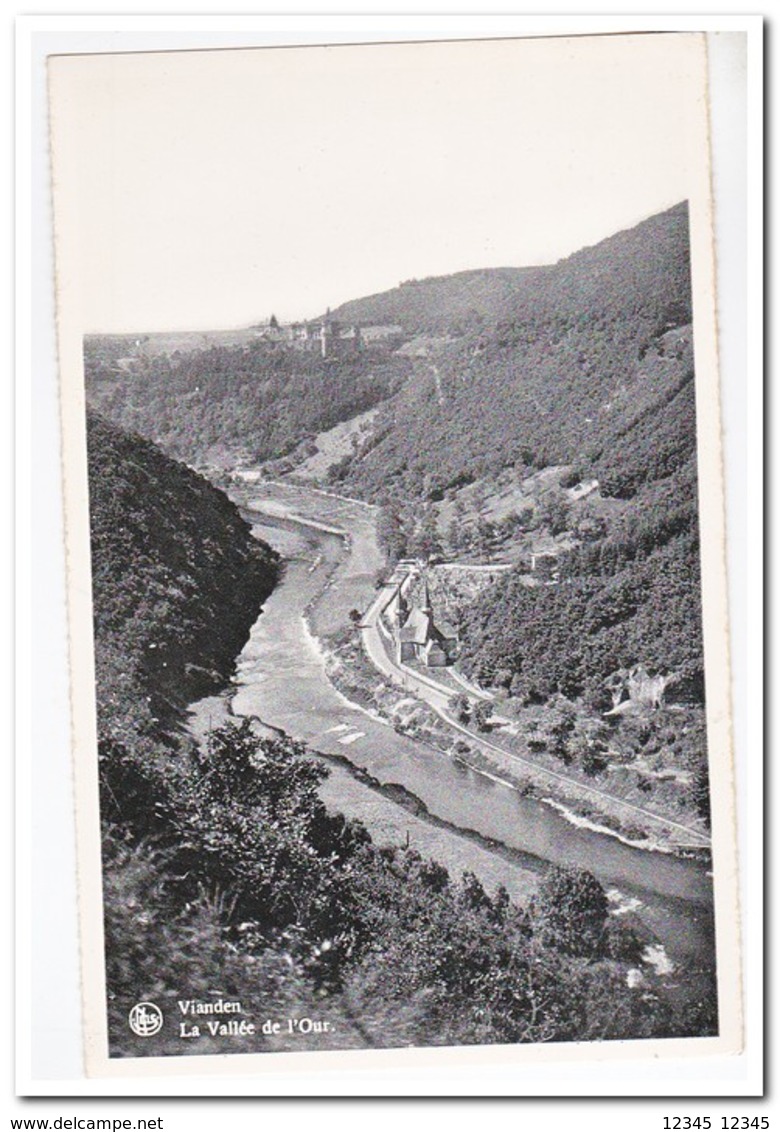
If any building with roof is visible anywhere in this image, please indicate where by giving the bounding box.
[285,314,362,358]
[252,314,362,358]
[395,579,458,668]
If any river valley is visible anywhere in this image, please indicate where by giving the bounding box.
[188,478,716,985]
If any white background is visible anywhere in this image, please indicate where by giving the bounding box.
[14,5,765,1121]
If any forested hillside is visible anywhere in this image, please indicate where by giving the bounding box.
[87,410,279,744]
[84,204,691,493]
[327,266,541,335]
[333,203,693,499]
[329,206,690,345]
[326,204,707,830]
[87,414,714,1058]
[334,205,703,697]
[85,336,410,470]
[105,718,715,1058]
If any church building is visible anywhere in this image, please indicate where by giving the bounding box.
[395,579,458,668]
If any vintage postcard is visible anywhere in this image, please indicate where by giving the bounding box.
[47,29,744,1078]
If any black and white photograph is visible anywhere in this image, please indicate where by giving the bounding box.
[41,25,749,1082]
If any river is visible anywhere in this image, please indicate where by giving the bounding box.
[188,478,716,978]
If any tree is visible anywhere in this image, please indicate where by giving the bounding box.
[174,720,365,940]
[411,509,443,562]
[377,504,408,566]
[472,701,493,732]
[692,762,711,828]
[447,517,463,554]
[532,865,609,958]
[448,693,471,723]
[538,495,571,536]
[467,515,495,560]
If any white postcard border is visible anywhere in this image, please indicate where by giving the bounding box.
[18,14,763,1098]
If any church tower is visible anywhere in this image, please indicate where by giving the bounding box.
[420,576,433,616]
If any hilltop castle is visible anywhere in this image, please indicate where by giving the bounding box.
[255,313,403,358]
[288,314,362,359]
[255,313,361,358]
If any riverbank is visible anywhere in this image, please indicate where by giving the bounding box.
[237,477,710,855]
[317,609,709,857]
[237,478,710,855]
[189,479,715,995]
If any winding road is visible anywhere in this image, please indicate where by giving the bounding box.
[188,477,716,978]
[360,571,711,849]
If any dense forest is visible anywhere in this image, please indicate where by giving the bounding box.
[332,203,693,499]
[450,442,704,712]
[90,415,715,1056]
[87,410,278,745]
[85,336,410,469]
[327,206,690,345]
[105,718,716,1058]
[329,204,708,827]
[327,265,542,336]
[340,206,703,691]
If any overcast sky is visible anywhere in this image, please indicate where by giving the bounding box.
[48,32,707,332]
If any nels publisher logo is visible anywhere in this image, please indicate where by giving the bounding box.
[128,1001,164,1037]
